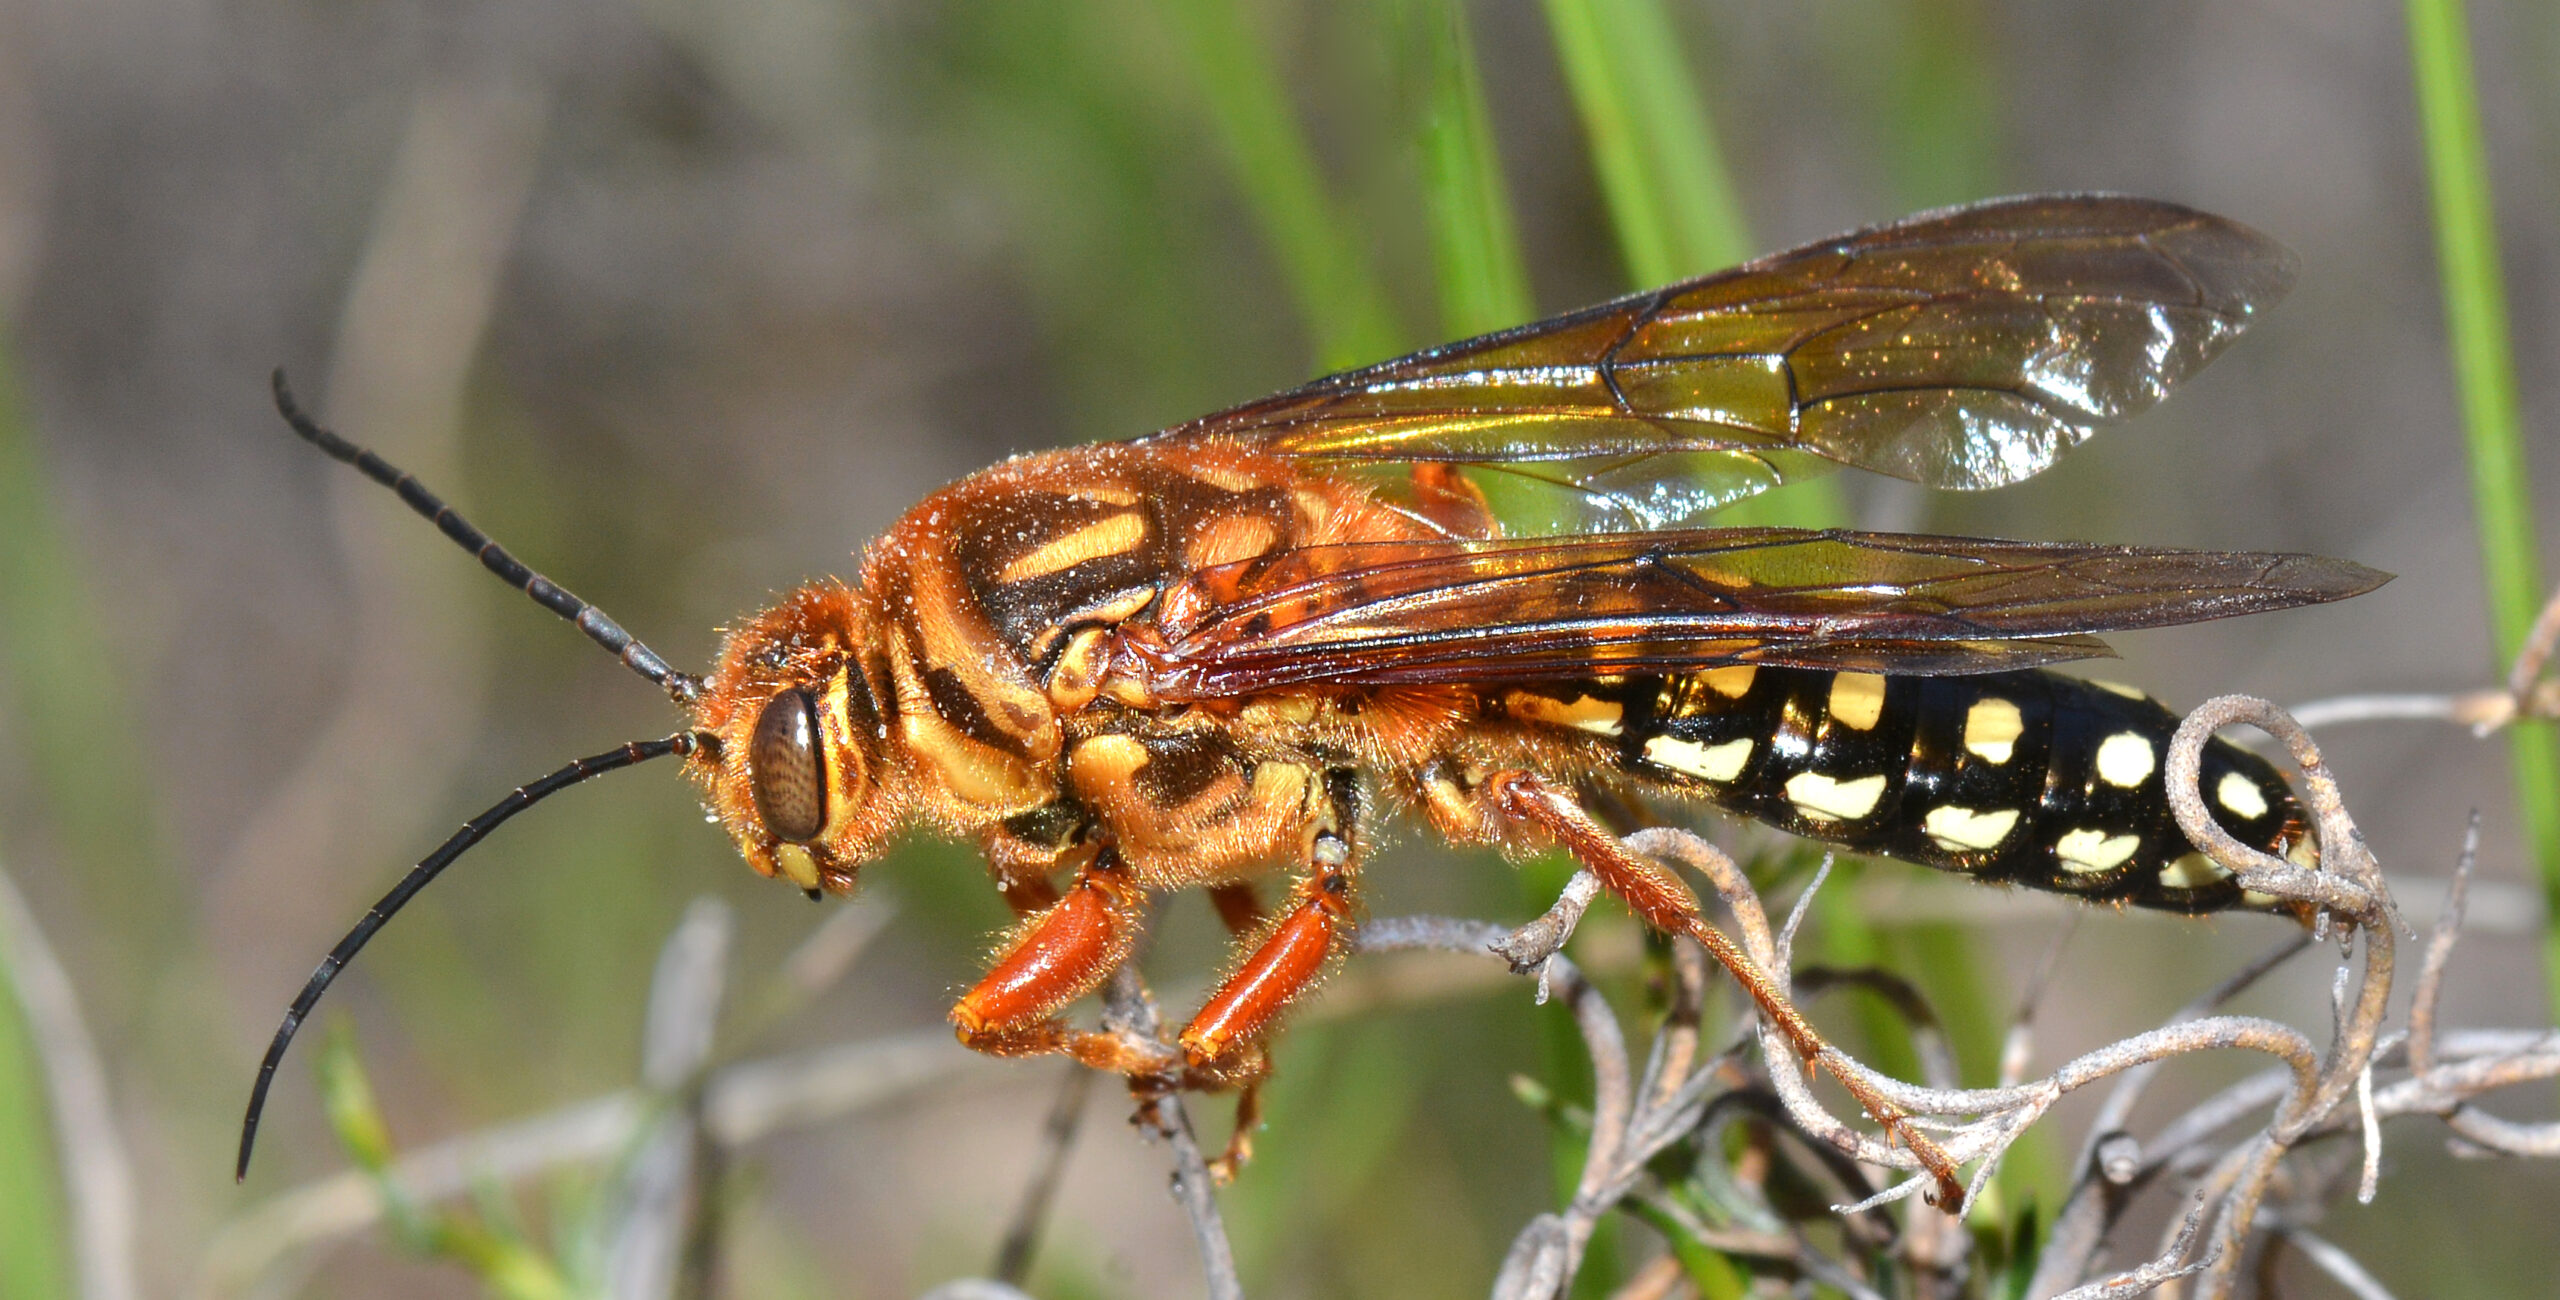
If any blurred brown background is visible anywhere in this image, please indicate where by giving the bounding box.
[0,0,2554,1296]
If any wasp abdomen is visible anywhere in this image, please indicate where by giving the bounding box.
[1516,666,2310,914]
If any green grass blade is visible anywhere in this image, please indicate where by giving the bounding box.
[0,332,101,1300]
[1537,0,1839,528]
[2405,0,2560,1002]
[1537,0,1747,284]
[1401,0,1535,335]
[1156,0,1406,370]
[1601,0,1749,277]
[0,939,72,1300]
[1815,2,2001,210]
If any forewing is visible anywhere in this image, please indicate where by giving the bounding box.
[1138,530,2387,699]
[1146,195,2296,532]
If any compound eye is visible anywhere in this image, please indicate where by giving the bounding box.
[748,688,828,843]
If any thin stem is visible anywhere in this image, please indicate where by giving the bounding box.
[2404,0,2560,1011]
[1156,0,1404,372]
[1403,0,1535,336]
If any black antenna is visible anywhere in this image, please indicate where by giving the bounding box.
[236,733,702,1181]
[270,369,705,706]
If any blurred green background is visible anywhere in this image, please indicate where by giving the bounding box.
[0,0,2555,1296]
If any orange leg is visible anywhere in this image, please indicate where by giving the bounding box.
[1193,880,1277,1179]
[1180,829,1359,1067]
[1481,770,1966,1207]
[951,848,1179,1075]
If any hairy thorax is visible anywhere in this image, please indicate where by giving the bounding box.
[849,440,1449,888]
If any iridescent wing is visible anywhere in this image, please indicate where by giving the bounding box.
[1134,530,2387,700]
[1144,195,2296,533]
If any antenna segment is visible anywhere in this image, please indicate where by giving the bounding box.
[270,369,705,705]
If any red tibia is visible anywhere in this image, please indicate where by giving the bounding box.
[952,861,1139,1035]
[1180,901,1337,1064]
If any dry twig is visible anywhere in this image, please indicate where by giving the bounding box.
[991,1063,1098,1286]
[1099,964,1245,1300]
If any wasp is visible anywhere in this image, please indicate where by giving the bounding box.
[238,195,2385,1189]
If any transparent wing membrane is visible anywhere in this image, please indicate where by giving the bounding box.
[1149,195,2295,533]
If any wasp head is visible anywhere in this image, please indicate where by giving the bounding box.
[690,581,903,894]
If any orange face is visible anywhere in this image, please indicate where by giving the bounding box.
[688,581,904,894]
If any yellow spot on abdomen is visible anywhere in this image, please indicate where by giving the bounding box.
[1922,805,2018,853]
[2216,771,2270,820]
[1702,665,1758,698]
[1828,672,1887,730]
[2158,852,2232,890]
[997,513,1148,584]
[1784,771,1888,822]
[1645,735,1752,782]
[2054,828,2140,874]
[2286,833,2318,868]
[2094,731,2156,788]
[1506,692,1625,736]
[1964,696,2023,764]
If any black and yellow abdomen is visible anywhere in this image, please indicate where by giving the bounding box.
[1508,666,2311,914]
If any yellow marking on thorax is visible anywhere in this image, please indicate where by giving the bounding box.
[1239,695,1320,728]
[2089,679,2147,699]
[1045,627,1112,712]
[1070,482,1143,506]
[886,630,1052,814]
[1963,696,2023,764]
[1645,735,1752,782]
[1827,672,1886,730]
[1240,762,1312,825]
[1185,513,1282,570]
[902,568,1058,755]
[1179,460,1268,493]
[1067,734,1149,787]
[998,512,1149,584]
[1702,665,1757,698]
[1506,692,1625,736]
[1784,771,1887,822]
[899,710,1050,814]
[1291,488,1333,529]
